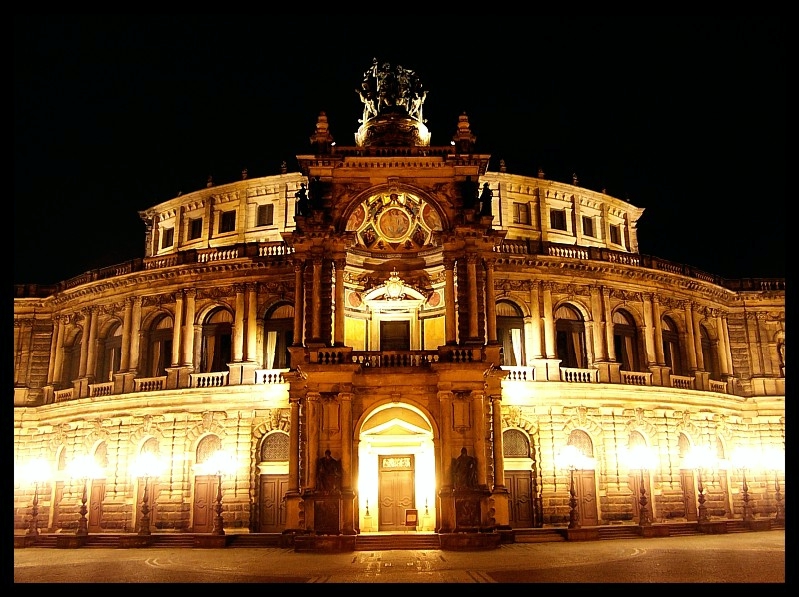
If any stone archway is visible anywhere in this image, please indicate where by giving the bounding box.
[357,403,436,532]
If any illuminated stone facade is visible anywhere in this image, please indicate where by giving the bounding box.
[13,61,785,543]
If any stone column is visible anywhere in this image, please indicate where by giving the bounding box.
[306,392,321,490]
[288,394,301,492]
[233,284,245,362]
[485,258,497,344]
[339,391,355,534]
[472,392,487,487]
[171,291,183,367]
[183,288,196,366]
[439,391,454,492]
[603,287,616,362]
[491,395,505,489]
[542,282,556,358]
[590,286,606,361]
[246,284,257,361]
[528,281,543,359]
[77,310,91,378]
[312,258,322,342]
[642,293,656,366]
[467,253,479,340]
[293,260,304,346]
[652,294,665,365]
[130,297,142,372]
[86,306,99,379]
[720,313,734,377]
[438,390,454,533]
[444,258,457,345]
[334,259,346,346]
[120,298,133,371]
[714,311,729,377]
[682,301,698,371]
[692,303,705,370]
[49,316,65,384]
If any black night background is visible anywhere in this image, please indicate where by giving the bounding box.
[14,16,785,285]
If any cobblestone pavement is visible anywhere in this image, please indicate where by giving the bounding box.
[14,530,785,584]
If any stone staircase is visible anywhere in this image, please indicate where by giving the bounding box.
[512,528,567,543]
[597,524,643,540]
[355,533,441,551]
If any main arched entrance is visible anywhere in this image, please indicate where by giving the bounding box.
[357,403,437,532]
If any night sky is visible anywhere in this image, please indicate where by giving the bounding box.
[14,16,785,286]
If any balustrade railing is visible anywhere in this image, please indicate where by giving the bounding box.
[560,367,599,383]
[351,351,439,368]
[89,382,114,397]
[189,372,229,388]
[133,376,167,392]
[54,388,74,402]
[620,371,652,386]
[501,366,536,381]
[254,369,290,384]
[670,375,695,390]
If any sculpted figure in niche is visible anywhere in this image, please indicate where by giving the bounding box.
[452,447,478,489]
[317,449,342,493]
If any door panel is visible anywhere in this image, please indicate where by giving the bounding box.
[88,480,105,533]
[574,470,599,526]
[378,455,414,531]
[505,471,534,528]
[259,474,289,532]
[680,470,698,521]
[193,475,219,533]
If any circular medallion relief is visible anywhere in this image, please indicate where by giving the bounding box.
[427,291,441,307]
[377,208,411,240]
[348,291,362,307]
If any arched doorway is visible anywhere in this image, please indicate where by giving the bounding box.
[357,403,436,532]
[566,429,599,527]
[257,430,290,532]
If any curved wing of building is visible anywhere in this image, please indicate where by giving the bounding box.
[13,60,784,546]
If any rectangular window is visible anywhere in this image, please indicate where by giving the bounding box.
[188,217,203,240]
[161,227,174,249]
[550,209,567,231]
[609,224,621,245]
[257,204,274,227]
[219,210,236,233]
[512,202,530,225]
[582,215,594,237]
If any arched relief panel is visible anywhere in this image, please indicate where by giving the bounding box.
[342,185,446,253]
[501,405,540,436]
[185,412,227,446]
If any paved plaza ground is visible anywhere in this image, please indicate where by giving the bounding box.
[13,529,785,584]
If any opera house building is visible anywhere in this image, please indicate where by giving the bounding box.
[13,61,785,550]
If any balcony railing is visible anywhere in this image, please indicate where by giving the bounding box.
[560,367,600,383]
[189,372,229,388]
[133,376,167,392]
[351,351,439,368]
[89,381,114,397]
[670,375,695,390]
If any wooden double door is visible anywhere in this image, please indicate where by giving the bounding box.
[259,474,289,532]
[378,454,415,531]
